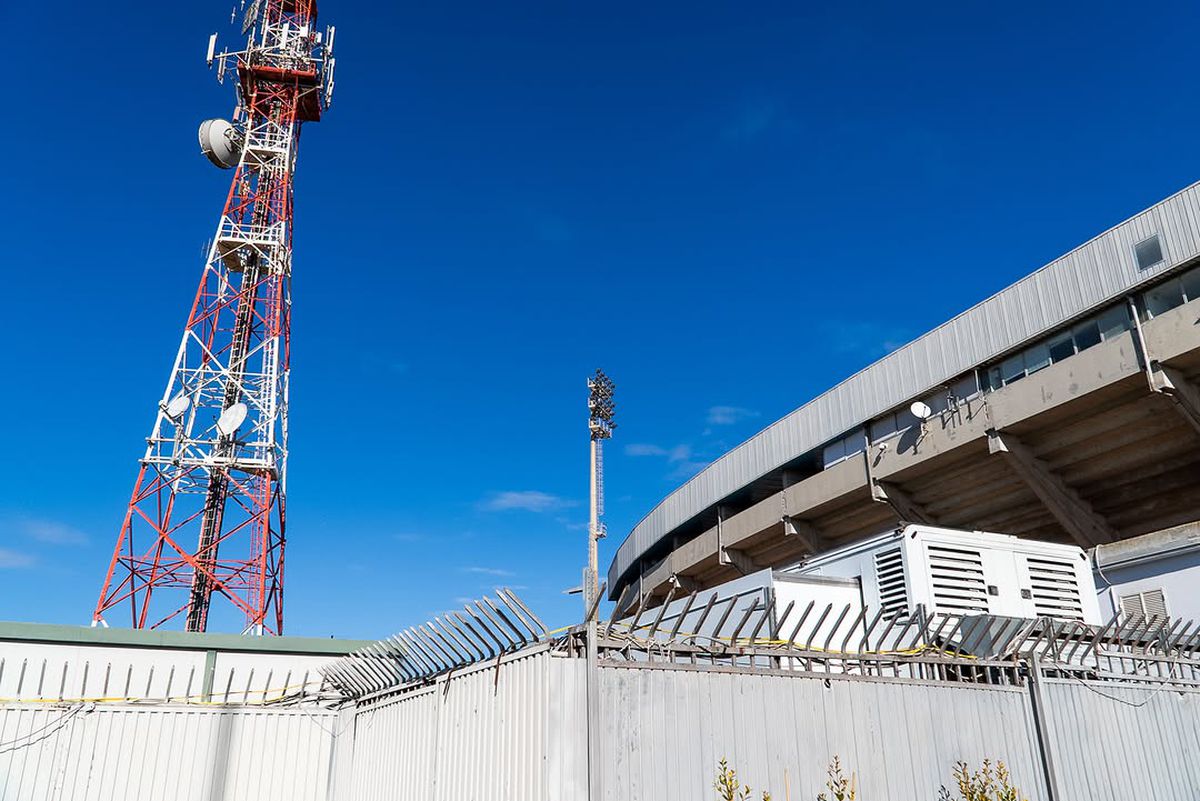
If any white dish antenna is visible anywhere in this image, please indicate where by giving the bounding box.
[164,394,191,419]
[198,119,242,169]
[910,401,933,421]
[216,402,248,437]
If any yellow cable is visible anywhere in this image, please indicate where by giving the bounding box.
[610,629,979,660]
[0,680,327,707]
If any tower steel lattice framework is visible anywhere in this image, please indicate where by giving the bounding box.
[94,0,335,634]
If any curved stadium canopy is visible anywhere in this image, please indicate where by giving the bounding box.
[610,180,1200,607]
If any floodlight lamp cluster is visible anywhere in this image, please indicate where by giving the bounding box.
[587,369,616,440]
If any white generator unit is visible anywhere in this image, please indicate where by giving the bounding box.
[786,525,1101,624]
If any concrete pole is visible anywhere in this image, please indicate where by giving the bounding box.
[586,437,600,614]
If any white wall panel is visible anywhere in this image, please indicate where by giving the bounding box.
[0,640,334,703]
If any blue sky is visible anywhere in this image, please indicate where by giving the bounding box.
[1,1,1198,638]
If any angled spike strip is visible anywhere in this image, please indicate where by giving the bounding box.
[320,591,548,701]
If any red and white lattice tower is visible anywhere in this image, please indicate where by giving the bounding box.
[94,0,336,634]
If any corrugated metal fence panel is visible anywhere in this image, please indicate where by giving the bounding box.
[1040,679,1200,801]
[342,650,587,801]
[348,684,439,801]
[598,665,1048,801]
[0,703,337,801]
[614,181,1200,582]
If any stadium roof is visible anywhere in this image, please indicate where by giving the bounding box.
[611,180,1200,600]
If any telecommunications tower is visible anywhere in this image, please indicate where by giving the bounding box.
[94,0,336,634]
[584,370,615,614]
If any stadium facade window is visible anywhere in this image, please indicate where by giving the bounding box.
[1024,342,1051,375]
[822,429,865,468]
[1097,305,1129,341]
[980,303,1132,392]
[1047,332,1075,363]
[1134,234,1165,271]
[1144,277,1184,317]
[867,385,966,447]
[1182,268,1200,305]
[1073,318,1102,350]
[1140,264,1200,319]
[828,264,1200,472]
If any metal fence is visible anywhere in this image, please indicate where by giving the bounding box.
[595,584,1200,685]
[7,589,1200,800]
[598,662,1048,801]
[0,703,340,801]
[339,646,586,801]
[1039,679,1200,801]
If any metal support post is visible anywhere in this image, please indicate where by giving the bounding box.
[1026,654,1063,801]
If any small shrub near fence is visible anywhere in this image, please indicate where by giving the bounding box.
[714,758,771,801]
[714,756,1028,801]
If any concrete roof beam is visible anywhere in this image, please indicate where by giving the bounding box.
[871,480,936,525]
[669,572,701,593]
[1150,363,1200,435]
[782,515,826,553]
[987,429,1118,547]
[718,546,761,576]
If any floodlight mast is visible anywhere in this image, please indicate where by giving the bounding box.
[93,0,335,635]
[585,369,616,614]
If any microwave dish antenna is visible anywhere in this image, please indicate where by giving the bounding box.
[198,119,242,169]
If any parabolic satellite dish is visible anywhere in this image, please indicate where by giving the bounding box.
[198,119,242,169]
[216,402,248,437]
[164,394,191,419]
[909,401,933,421]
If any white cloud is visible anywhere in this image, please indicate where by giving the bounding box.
[624,442,706,480]
[625,443,667,457]
[480,491,575,513]
[0,514,89,546]
[668,457,711,481]
[626,443,693,463]
[30,522,88,544]
[706,406,760,426]
[666,445,693,463]
[463,566,515,577]
[0,549,35,569]
[821,320,913,359]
